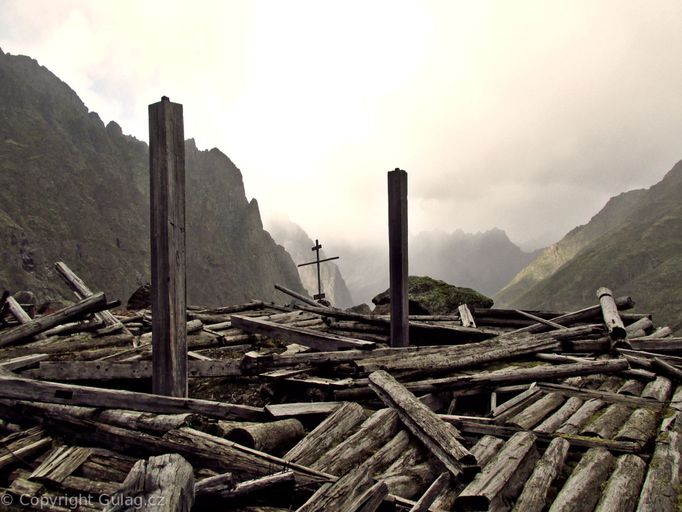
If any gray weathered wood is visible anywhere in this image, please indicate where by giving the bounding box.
[274,283,325,308]
[512,437,569,512]
[508,392,565,429]
[346,480,389,512]
[0,293,107,347]
[149,96,187,398]
[597,287,627,342]
[368,370,477,478]
[388,168,409,347]
[408,472,449,512]
[581,403,633,439]
[5,296,46,339]
[594,454,646,512]
[106,453,194,512]
[534,397,583,434]
[458,304,476,328]
[29,445,92,483]
[227,418,304,454]
[641,375,673,401]
[615,408,658,443]
[196,471,293,500]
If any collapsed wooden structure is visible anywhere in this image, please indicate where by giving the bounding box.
[1,267,681,511]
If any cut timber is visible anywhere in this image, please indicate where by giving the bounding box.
[512,437,569,512]
[534,397,583,434]
[458,304,476,328]
[265,402,341,418]
[346,480,389,512]
[636,413,682,511]
[408,472,449,512]
[580,403,633,439]
[615,408,658,443]
[538,382,663,410]
[456,431,539,511]
[555,399,605,435]
[0,293,108,348]
[196,471,294,500]
[652,357,682,383]
[547,448,615,512]
[55,261,127,335]
[274,283,325,308]
[0,373,264,421]
[507,392,564,429]
[231,314,375,351]
[0,427,52,470]
[368,370,477,478]
[193,471,235,497]
[5,296,46,339]
[597,287,627,342]
[29,445,92,483]
[109,453,194,512]
[284,402,366,466]
[227,418,304,454]
[641,375,673,401]
[594,454,646,512]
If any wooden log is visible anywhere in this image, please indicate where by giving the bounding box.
[0,427,52,470]
[491,384,542,421]
[537,382,663,410]
[5,296,46,339]
[617,379,645,396]
[597,287,627,342]
[274,283,324,308]
[196,470,293,500]
[456,431,539,511]
[534,396,584,434]
[629,338,682,353]
[408,472,449,512]
[0,353,49,371]
[29,445,92,483]
[652,357,682,383]
[227,418,304,454]
[555,399,606,435]
[108,453,194,511]
[368,370,477,479]
[0,373,264,421]
[641,375,673,401]
[387,168,409,347]
[284,402,366,466]
[637,413,682,511]
[55,261,128,335]
[193,471,235,497]
[310,408,400,475]
[265,402,341,418]
[507,392,565,429]
[581,403,633,439]
[0,293,108,347]
[231,314,375,351]
[458,304,476,328]
[512,437,569,512]
[149,96,187,399]
[625,316,654,335]
[514,309,565,330]
[346,480,389,512]
[548,447,615,512]
[594,454,646,512]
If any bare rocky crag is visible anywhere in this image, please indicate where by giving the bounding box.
[0,48,306,306]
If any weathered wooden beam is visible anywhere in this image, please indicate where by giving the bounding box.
[537,382,663,410]
[109,453,194,512]
[458,304,476,328]
[4,296,46,339]
[274,283,324,308]
[29,445,92,484]
[0,373,264,421]
[368,370,477,478]
[227,418,304,454]
[597,287,627,342]
[196,470,294,501]
[0,293,108,348]
[149,96,187,398]
[345,480,389,512]
[387,168,409,347]
[231,314,375,351]
[408,472,449,512]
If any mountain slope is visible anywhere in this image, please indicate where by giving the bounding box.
[266,218,354,308]
[496,160,682,332]
[0,48,305,305]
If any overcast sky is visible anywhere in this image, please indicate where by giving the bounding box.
[2,0,681,250]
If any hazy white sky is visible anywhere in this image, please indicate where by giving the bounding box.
[2,0,681,249]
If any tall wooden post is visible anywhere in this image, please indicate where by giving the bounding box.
[388,168,409,347]
[149,96,187,397]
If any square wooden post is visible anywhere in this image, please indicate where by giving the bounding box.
[388,168,409,347]
[149,96,187,397]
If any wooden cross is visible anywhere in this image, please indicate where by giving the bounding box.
[297,239,339,302]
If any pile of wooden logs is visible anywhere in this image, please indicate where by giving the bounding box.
[1,268,682,511]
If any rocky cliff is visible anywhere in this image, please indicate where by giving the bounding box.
[0,48,306,305]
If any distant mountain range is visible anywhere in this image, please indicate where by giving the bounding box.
[496,160,682,333]
[0,48,306,305]
[327,228,537,307]
[266,217,354,308]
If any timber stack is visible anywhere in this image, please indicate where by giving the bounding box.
[1,266,681,511]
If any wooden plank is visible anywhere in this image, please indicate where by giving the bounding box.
[387,168,409,347]
[111,453,194,512]
[368,370,477,479]
[149,96,187,398]
[0,293,108,348]
[0,373,264,421]
[231,314,375,351]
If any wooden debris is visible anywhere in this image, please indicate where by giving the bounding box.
[513,437,569,512]
[595,454,646,512]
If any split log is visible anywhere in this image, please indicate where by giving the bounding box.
[369,370,477,479]
[0,293,108,348]
[227,418,304,454]
[455,431,539,511]
[231,314,375,351]
[507,392,565,429]
[512,437,569,512]
[594,454,646,512]
[408,472,449,512]
[196,471,294,500]
[310,408,400,475]
[580,403,633,439]
[641,375,673,401]
[29,445,92,483]
[458,304,476,328]
[637,413,682,511]
[0,373,264,421]
[547,447,615,512]
[596,287,627,342]
[534,397,584,434]
[106,453,194,512]
[284,402,366,466]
